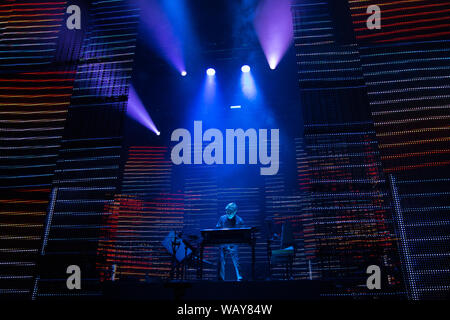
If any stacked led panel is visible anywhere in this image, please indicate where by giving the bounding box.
[292,0,404,297]
[0,0,74,298]
[96,146,184,280]
[33,0,139,298]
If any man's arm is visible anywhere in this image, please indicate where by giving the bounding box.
[216,216,224,228]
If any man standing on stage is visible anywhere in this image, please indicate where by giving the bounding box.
[216,202,244,281]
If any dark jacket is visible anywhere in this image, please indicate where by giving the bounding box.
[216,215,244,229]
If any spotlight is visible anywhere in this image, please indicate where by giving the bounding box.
[241,65,251,73]
[206,68,216,76]
[156,131,161,136]
[181,71,187,77]
[269,58,277,70]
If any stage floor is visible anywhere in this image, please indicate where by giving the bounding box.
[102,280,330,300]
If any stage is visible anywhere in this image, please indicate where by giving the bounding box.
[2,0,448,303]
[102,280,331,300]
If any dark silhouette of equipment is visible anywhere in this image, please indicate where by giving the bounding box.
[199,227,257,280]
[162,231,213,281]
[266,220,295,280]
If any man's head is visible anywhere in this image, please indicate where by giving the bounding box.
[225,202,238,220]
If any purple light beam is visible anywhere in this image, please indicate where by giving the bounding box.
[127,85,160,135]
[254,0,294,70]
[138,0,185,74]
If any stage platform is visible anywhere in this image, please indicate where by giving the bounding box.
[102,280,332,300]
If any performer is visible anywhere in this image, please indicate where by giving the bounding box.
[216,202,244,281]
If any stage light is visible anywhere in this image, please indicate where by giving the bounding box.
[181,71,187,77]
[241,70,257,100]
[269,61,277,70]
[206,68,216,76]
[241,65,251,73]
[230,105,242,109]
[156,131,161,136]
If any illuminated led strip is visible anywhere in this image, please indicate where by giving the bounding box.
[384,162,450,173]
[370,95,450,105]
[381,149,450,160]
[379,137,450,149]
[374,115,450,126]
[350,0,450,42]
[373,105,450,115]
[365,66,450,77]
[355,16,450,33]
[377,127,450,137]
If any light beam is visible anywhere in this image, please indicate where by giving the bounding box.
[127,85,160,136]
[254,0,293,70]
